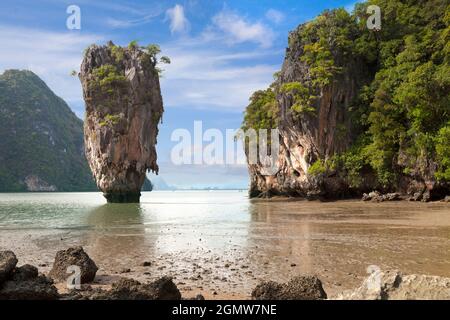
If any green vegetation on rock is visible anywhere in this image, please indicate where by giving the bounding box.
[0,70,96,192]
[242,88,278,131]
[243,0,450,187]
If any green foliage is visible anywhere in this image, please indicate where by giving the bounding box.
[160,56,171,64]
[110,45,125,63]
[91,64,127,95]
[99,114,121,127]
[128,40,139,49]
[243,0,450,186]
[280,82,316,115]
[0,70,96,192]
[145,44,161,56]
[363,0,450,183]
[242,88,278,131]
[435,123,450,180]
[142,44,171,76]
[307,160,327,176]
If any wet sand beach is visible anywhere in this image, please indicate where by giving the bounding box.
[0,191,449,299]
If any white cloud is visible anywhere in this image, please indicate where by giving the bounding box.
[166,4,190,34]
[0,25,104,118]
[265,9,284,24]
[105,12,161,29]
[211,10,275,48]
[160,42,281,111]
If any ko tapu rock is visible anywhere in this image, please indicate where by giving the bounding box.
[79,41,167,203]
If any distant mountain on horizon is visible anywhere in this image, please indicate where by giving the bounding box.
[0,69,97,192]
[146,175,177,190]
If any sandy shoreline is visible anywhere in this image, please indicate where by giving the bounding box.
[1,193,449,299]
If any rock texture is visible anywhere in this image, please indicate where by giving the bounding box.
[65,277,181,300]
[335,270,450,300]
[246,13,450,200]
[252,276,327,300]
[248,23,372,199]
[362,191,402,202]
[0,251,18,285]
[48,246,98,284]
[80,42,163,203]
[0,251,59,300]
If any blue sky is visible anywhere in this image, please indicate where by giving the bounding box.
[0,0,358,189]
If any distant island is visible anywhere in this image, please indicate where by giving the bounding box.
[0,70,96,192]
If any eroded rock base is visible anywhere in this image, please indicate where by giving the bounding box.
[104,192,141,203]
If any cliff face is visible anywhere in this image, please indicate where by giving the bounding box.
[246,3,450,200]
[80,43,163,203]
[248,24,372,199]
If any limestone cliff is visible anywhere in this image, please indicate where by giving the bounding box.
[80,42,164,203]
[245,5,450,200]
[247,22,372,199]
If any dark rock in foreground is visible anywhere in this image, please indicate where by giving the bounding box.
[0,251,18,285]
[0,251,59,300]
[11,264,39,282]
[252,276,327,300]
[0,274,59,300]
[49,246,98,284]
[66,277,181,300]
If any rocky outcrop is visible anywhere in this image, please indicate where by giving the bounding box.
[49,247,98,284]
[335,270,450,300]
[80,42,164,203]
[252,276,327,300]
[24,175,57,192]
[64,277,181,300]
[246,10,450,200]
[362,191,402,202]
[0,251,59,300]
[0,251,18,285]
[247,22,372,199]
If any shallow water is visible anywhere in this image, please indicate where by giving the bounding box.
[0,191,449,299]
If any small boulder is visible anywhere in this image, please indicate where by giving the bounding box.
[251,281,284,300]
[93,277,182,300]
[252,276,327,300]
[281,276,328,300]
[145,276,182,300]
[0,251,18,285]
[49,247,98,284]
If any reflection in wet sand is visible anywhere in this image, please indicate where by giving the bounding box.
[0,192,449,299]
